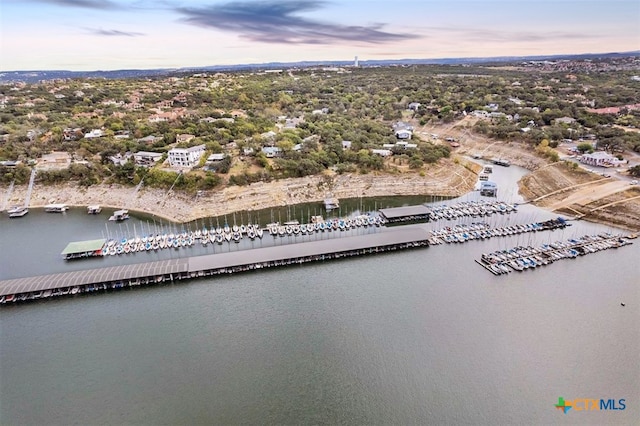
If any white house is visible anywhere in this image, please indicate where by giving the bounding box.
[84,129,104,139]
[371,149,392,157]
[168,144,205,168]
[395,129,412,140]
[579,151,625,167]
[261,146,282,158]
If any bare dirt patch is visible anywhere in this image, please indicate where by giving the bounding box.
[519,163,640,231]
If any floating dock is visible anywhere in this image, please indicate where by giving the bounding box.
[476,234,633,275]
[379,205,431,224]
[0,226,430,304]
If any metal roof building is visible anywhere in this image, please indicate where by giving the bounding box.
[0,227,430,299]
[379,205,431,223]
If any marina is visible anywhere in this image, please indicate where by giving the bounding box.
[475,233,634,275]
[0,193,621,305]
[0,226,430,303]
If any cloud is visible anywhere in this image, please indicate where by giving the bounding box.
[87,28,144,36]
[26,0,120,9]
[423,26,597,43]
[176,0,417,44]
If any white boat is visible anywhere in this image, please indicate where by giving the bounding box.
[87,205,102,214]
[44,203,68,213]
[7,206,29,218]
[108,209,130,221]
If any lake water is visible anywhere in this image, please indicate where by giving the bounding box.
[1,164,638,425]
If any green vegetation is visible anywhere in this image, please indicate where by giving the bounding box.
[1,56,639,192]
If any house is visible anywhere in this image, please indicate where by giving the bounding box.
[168,144,205,168]
[392,121,414,131]
[579,151,625,167]
[261,146,282,158]
[371,149,392,157]
[395,129,412,140]
[114,131,130,140]
[206,153,226,162]
[341,140,352,150]
[311,108,329,115]
[133,151,163,167]
[83,129,104,139]
[176,134,195,144]
[243,147,255,156]
[36,152,71,170]
[63,128,83,141]
[109,152,133,166]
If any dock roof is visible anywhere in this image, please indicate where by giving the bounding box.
[61,239,106,256]
[379,205,431,219]
[0,227,429,297]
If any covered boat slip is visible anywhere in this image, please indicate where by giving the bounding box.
[0,226,430,298]
[61,239,107,259]
[0,258,189,297]
[379,205,432,224]
[188,225,429,271]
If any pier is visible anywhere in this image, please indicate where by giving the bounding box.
[0,226,430,303]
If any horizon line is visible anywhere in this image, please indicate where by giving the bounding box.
[1,50,639,74]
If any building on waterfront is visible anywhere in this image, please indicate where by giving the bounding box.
[168,144,205,168]
[133,151,164,167]
[579,151,625,167]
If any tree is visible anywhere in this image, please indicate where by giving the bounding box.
[629,165,640,177]
[576,142,594,154]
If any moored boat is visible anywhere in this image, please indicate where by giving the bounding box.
[7,206,29,218]
[87,205,102,214]
[45,203,69,213]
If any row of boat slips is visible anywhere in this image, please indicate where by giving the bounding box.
[378,200,519,225]
[0,226,431,302]
[428,217,569,245]
[475,233,634,276]
[268,214,384,236]
[65,215,384,260]
[428,200,517,221]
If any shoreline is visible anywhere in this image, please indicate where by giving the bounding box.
[2,158,480,223]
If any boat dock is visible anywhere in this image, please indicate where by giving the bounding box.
[379,205,431,224]
[0,226,430,303]
[429,217,569,245]
[475,233,633,275]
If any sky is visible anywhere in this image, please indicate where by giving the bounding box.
[1,0,639,71]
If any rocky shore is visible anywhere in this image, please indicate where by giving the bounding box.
[3,158,479,223]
